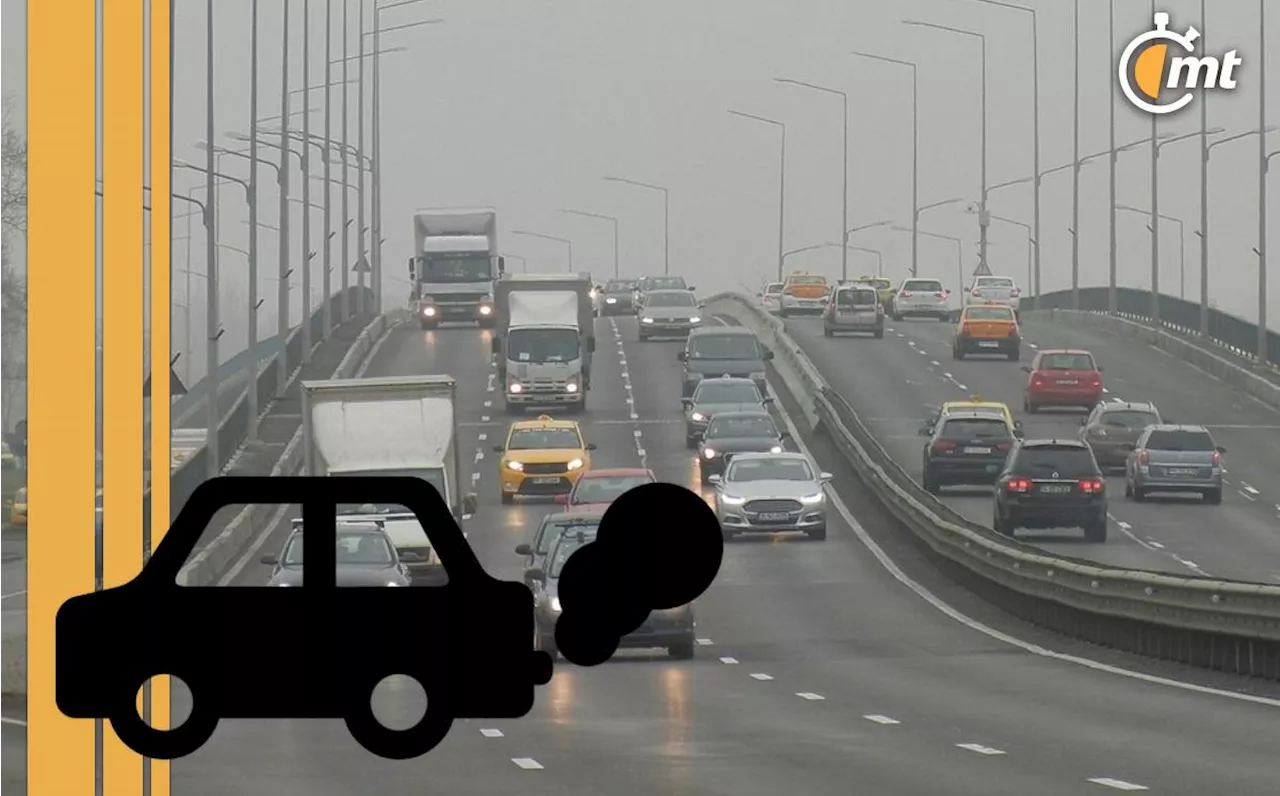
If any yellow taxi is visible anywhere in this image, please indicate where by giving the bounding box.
[494,415,596,504]
[9,486,27,528]
[953,301,1021,361]
[924,396,1023,438]
[856,276,895,307]
[779,270,831,317]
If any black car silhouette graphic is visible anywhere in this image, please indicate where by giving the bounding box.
[56,475,553,760]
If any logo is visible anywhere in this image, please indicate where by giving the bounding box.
[1118,12,1242,114]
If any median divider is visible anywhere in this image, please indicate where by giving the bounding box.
[176,307,410,587]
[704,291,1280,680]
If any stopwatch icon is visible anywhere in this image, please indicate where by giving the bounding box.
[1118,12,1200,115]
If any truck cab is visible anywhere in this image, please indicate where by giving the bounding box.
[410,208,503,329]
[493,274,597,414]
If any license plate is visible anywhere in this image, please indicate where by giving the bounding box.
[1038,484,1071,494]
[963,446,992,454]
[531,477,560,485]
[978,341,999,348]
[758,511,791,521]
[1167,468,1197,476]
[532,395,558,402]
[1057,379,1078,385]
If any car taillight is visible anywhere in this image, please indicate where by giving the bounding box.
[935,291,948,298]
[1211,451,1222,465]
[1011,288,1021,297]
[1006,477,1032,493]
[960,323,972,335]
[900,290,913,297]
[1090,373,1102,387]
[995,441,1013,452]
[1078,478,1105,493]
[971,289,982,297]
[1137,450,1150,464]
[783,286,795,296]
[932,441,956,453]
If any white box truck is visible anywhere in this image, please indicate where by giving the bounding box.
[409,208,504,329]
[300,374,477,584]
[491,273,595,414]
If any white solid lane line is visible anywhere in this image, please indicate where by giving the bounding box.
[0,716,27,727]
[1087,777,1149,791]
[1,590,27,600]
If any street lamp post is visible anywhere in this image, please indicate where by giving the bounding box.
[727,110,786,282]
[340,0,351,322]
[511,231,573,271]
[891,226,963,292]
[560,209,620,278]
[1257,0,1269,365]
[781,243,881,278]
[1118,204,1185,299]
[1152,128,1224,322]
[602,176,669,274]
[851,51,918,277]
[301,0,314,360]
[204,0,220,477]
[276,0,295,388]
[905,21,989,274]
[321,0,334,338]
[775,78,849,281]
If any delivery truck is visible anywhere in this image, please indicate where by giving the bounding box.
[409,208,504,329]
[491,273,595,414]
[300,374,477,584]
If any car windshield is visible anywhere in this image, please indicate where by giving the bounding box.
[1040,353,1095,370]
[646,292,696,307]
[418,253,492,283]
[1013,448,1098,477]
[965,306,1014,321]
[706,415,777,439]
[837,288,877,306]
[281,531,395,567]
[605,280,636,292]
[547,537,593,578]
[647,277,687,290]
[695,383,761,404]
[1146,429,1216,452]
[536,519,600,554]
[903,280,943,292]
[508,427,582,450]
[764,283,783,295]
[507,328,581,364]
[1099,410,1159,429]
[726,457,813,482]
[572,474,652,504]
[688,334,761,360]
[333,468,446,515]
[978,277,1014,288]
[941,418,1012,439]
[788,275,827,286]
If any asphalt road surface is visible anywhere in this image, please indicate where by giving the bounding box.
[158,315,1280,795]
[784,313,1280,585]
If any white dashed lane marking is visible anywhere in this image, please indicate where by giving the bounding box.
[511,758,544,770]
[955,743,1006,756]
[696,637,713,646]
[796,692,825,701]
[718,656,739,665]
[480,728,504,738]
[863,714,900,725]
[749,673,774,681]
[1087,778,1149,791]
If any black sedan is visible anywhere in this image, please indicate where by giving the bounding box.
[697,410,788,484]
[261,521,414,587]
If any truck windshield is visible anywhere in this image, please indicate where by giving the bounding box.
[508,328,581,363]
[332,467,448,514]
[419,253,491,283]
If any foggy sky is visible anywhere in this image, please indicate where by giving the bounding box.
[4,0,1277,384]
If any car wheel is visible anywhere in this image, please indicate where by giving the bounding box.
[686,435,699,450]
[108,671,219,760]
[952,346,964,360]
[1203,487,1223,505]
[721,528,738,542]
[805,525,827,541]
[668,637,696,660]
[922,469,940,495]
[1008,347,1020,362]
[1131,485,1147,502]
[891,313,902,322]
[420,319,437,330]
[504,400,521,415]
[344,671,454,760]
[938,313,950,323]
[1124,477,1133,497]
[872,329,885,339]
[1083,517,1108,543]
[779,308,789,318]
[1025,399,1037,414]
[699,468,711,485]
[991,509,1014,537]
[638,333,648,342]
[823,326,834,338]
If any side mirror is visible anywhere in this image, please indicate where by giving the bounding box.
[1097,366,1105,372]
[681,398,693,407]
[1013,428,1025,439]
[762,396,775,404]
[1079,417,1088,426]
[399,551,426,563]
[515,543,533,556]
[260,553,279,566]
[492,444,505,453]
[1216,445,1227,454]
[1020,365,1032,373]
[585,443,598,451]
[706,474,722,484]
[491,338,501,355]
[779,431,791,440]
[688,285,696,291]
[762,350,775,360]
[407,256,416,279]
[819,472,833,482]
[497,255,506,274]
[917,425,933,437]
[677,351,688,362]
[524,568,545,586]
[462,493,477,515]
[587,337,597,353]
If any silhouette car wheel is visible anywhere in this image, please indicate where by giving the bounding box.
[108,671,219,760]
[344,672,453,760]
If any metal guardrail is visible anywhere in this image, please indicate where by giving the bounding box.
[705,290,1280,679]
[152,286,374,528]
[1025,287,1279,372]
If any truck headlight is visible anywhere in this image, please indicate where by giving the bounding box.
[567,458,584,471]
[690,412,706,422]
[508,382,524,393]
[799,492,825,504]
[565,382,578,393]
[550,596,563,612]
[770,445,783,453]
[702,448,717,459]
[689,316,701,324]
[422,306,437,317]
[641,317,655,324]
[478,305,493,315]
[506,460,524,471]
[386,581,402,587]
[606,297,617,304]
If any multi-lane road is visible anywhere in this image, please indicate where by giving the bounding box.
[166,315,1280,795]
[783,313,1280,584]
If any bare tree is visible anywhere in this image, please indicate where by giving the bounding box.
[2,94,27,431]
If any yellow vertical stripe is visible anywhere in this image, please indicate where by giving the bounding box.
[102,0,147,792]
[148,0,173,792]
[27,0,99,793]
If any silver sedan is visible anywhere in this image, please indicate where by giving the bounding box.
[708,452,832,542]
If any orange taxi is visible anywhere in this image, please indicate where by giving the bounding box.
[952,302,1021,361]
[778,271,831,317]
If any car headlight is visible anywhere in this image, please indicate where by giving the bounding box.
[508,382,524,393]
[565,382,579,393]
[689,316,701,323]
[799,492,825,504]
[567,458,584,471]
[386,581,402,587]
[422,306,437,317]
[550,596,563,612]
[641,317,655,324]
[691,412,706,422]
[506,460,524,471]
[478,305,493,315]
[770,445,783,453]
[277,582,291,587]
[589,289,598,299]
[720,494,745,505]
[606,297,617,304]
[702,448,717,459]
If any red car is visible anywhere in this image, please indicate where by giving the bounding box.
[556,468,658,512]
[1022,349,1104,413]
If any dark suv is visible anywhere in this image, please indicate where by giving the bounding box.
[992,439,1108,542]
[1078,400,1163,469]
[920,412,1016,494]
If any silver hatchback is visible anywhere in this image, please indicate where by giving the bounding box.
[1124,424,1226,504]
[823,284,885,338]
